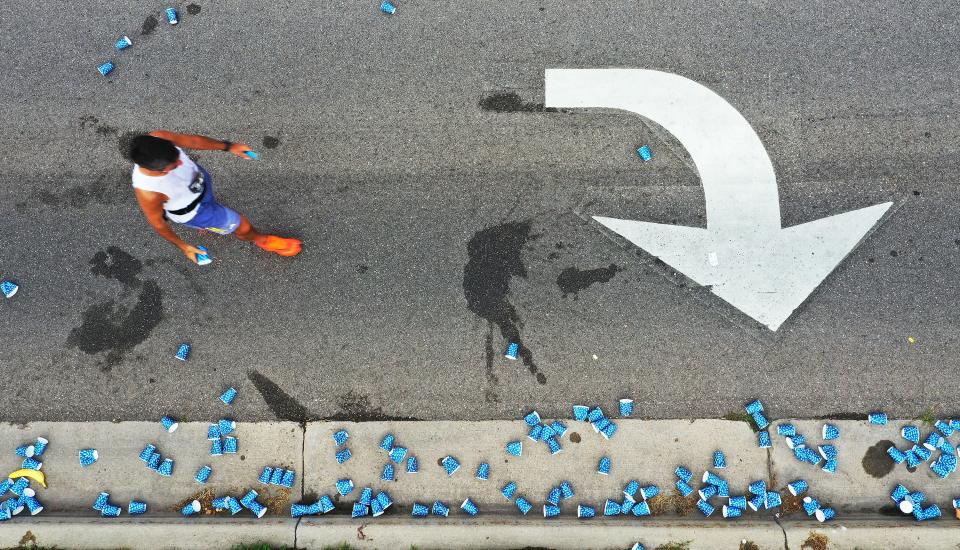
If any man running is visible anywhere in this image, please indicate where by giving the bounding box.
[129,130,302,263]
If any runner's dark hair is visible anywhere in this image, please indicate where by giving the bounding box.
[130,134,179,170]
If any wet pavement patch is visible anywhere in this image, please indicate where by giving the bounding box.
[67,281,164,368]
[862,439,896,478]
[186,3,201,14]
[556,264,621,298]
[90,247,143,289]
[479,91,558,113]
[247,370,308,423]
[141,14,158,35]
[262,135,281,149]
[463,221,546,384]
[325,390,418,422]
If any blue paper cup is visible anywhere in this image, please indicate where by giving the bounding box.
[822,423,840,440]
[336,479,354,496]
[207,424,221,440]
[291,503,312,518]
[379,434,395,451]
[696,500,715,517]
[640,485,659,500]
[181,500,200,516]
[175,343,190,361]
[515,496,532,515]
[406,456,419,473]
[577,504,595,518]
[544,504,560,517]
[431,501,449,517]
[501,482,517,500]
[506,440,522,456]
[158,458,174,477]
[147,452,162,470]
[765,491,782,509]
[381,463,395,481]
[631,500,651,517]
[475,462,490,480]
[15,445,34,458]
[129,500,147,515]
[546,437,563,454]
[101,504,121,517]
[319,495,335,513]
[815,507,836,522]
[375,490,393,510]
[0,280,19,298]
[93,491,110,511]
[868,411,888,425]
[461,498,479,516]
[332,429,349,446]
[713,450,726,469]
[223,436,238,454]
[218,419,236,436]
[744,399,763,414]
[441,455,460,476]
[389,446,407,464]
[281,469,296,488]
[259,467,273,484]
[165,7,179,24]
[572,405,589,421]
[33,437,48,457]
[559,481,575,499]
[547,486,562,506]
[21,457,41,470]
[597,456,611,475]
[359,487,373,506]
[210,439,223,456]
[219,387,238,405]
[195,465,212,484]
[412,502,429,516]
[619,398,634,417]
[787,480,808,496]
[602,499,620,516]
[161,415,179,433]
[504,342,519,360]
[97,62,114,77]
[79,448,98,467]
[675,480,693,497]
[777,423,796,437]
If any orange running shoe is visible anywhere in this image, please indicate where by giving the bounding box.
[256,236,302,257]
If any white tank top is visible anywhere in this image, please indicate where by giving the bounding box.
[131,148,204,223]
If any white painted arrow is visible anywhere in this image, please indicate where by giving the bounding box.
[545,68,892,330]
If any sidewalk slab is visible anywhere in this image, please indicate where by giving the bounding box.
[767,420,954,514]
[0,421,302,513]
[783,518,960,550]
[297,517,786,550]
[0,517,295,550]
[304,419,769,511]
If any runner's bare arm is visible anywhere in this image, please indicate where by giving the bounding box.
[133,187,206,263]
[147,130,254,159]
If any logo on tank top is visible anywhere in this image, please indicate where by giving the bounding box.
[189,171,205,194]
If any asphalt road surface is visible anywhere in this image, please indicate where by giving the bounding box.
[1,1,958,422]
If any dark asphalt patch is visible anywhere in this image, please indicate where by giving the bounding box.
[30,174,125,211]
[262,136,280,149]
[325,390,418,422]
[66,281,164,368]
[247,370,308,423]
[186,3,201,15]
[141,15,159,35]
[89,247,142,289]
[463,221,546,384]
[483,327,500,403]
[556,264,621,298]
[479,92,557,114]
[862,440,896,478]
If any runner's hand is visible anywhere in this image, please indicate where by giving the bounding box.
[180,244,206,264]
[227,142,255,159]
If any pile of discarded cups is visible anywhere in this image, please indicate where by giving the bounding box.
[884,417,959,479]
[0,437,49,521]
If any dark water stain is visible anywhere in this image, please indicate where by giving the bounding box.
[325,391,418,422]
[336,185,349,193]
[547,252,559,260]
[557,264,621,298]
[37,190,60,206]
[878,504,902,516]
[263,136,281,149]
[141,14,159,35]
[248,370,308,423]
[356,264,368,274]
[186,3,201,14]
[569,432,581,443]
[483,325,500,403]
[862,440,896,478]
[90,247,142,289]
[79,115,99,130]
[96,125,118,136]
[67,281,164,368]
[479,91,559,114]
[463,221,546,384]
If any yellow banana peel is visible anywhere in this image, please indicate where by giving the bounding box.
[8,468,46,488]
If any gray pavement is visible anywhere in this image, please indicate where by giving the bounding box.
[2,1,960,422]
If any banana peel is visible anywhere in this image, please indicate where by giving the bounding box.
[8,468,46,488]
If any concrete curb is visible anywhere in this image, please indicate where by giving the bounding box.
[1,516,958,550]
[0,418,957,548]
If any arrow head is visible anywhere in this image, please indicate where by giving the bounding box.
[595,201,892,330]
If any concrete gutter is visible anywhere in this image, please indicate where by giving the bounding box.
[0,418,954,549]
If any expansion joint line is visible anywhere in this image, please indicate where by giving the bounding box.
[765,447,789,550]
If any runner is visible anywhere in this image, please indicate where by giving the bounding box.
[128,131,302,263]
